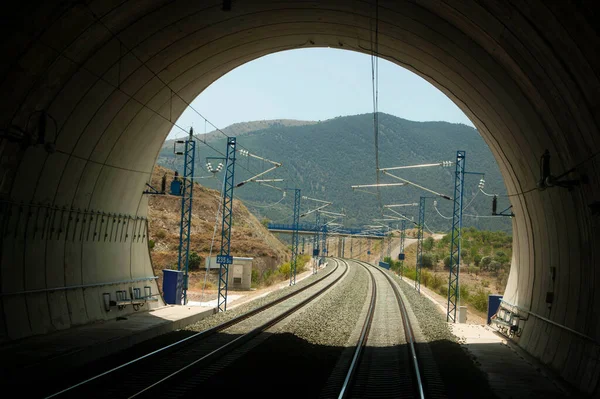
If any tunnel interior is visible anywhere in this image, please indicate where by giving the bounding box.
[0,0,599,394]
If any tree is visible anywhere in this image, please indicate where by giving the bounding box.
[421,253,434,268]
[444,255,451,268]
[481,256,492,271]
[490,260,501,273]
[494,251,510,265]
[423,237,435,251]
[261,218,270,228]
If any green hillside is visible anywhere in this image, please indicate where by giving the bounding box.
[157,113,512,234]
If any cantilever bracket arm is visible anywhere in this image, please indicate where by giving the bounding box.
[142,183,163,195]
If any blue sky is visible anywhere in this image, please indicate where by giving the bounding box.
[168,48,473,139]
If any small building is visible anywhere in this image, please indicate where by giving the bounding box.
[204,256,253,290]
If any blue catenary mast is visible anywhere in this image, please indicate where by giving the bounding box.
[313,211,320,274]
[447,151,466,322]
[176,127,195,305]
[415,196,426,293]
[217,137,237,312]
[399,219,407,280]
[290,189,301,285]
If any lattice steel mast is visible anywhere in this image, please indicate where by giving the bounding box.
[176,127,195,305]
[216,137,237,312]
[290,189,301,285]
[415,196,426,293]
[447,151,466,322]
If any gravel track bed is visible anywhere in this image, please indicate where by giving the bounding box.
[185,261,340,333]
[182,259,370,397]
[272,259,368,346]
[389,270,499,399]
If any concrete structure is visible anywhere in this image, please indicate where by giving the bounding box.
[0,1,599,395]
[205,256,253,290]
[229,257,253,291]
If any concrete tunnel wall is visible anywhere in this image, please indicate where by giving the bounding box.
[0,0,599,394]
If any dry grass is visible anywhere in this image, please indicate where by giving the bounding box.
[147,165,290,291]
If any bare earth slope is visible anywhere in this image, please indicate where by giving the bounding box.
[147,165,289,291]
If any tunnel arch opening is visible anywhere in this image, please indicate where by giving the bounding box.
[0,1,598,394]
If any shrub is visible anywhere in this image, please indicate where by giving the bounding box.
[470,287,489,312]
[443,255,451,268]
[482,279,490,288]
[155,229,167,239]
[148,239,155,250]
[278,262,291,277]
[404,267,417,281]
[460,284,470,300]
[423,237,435,251]
[429,274,444,291]
[489,261,501,273]
[421,269,432,287]
[251,269,260,285]
[188,252,202,271]
[481,256,492,270]
[494,251,509,265]
[437,285,448,297]
[474,254,482,266]
[297,255,311,273]
[421,253,434,268]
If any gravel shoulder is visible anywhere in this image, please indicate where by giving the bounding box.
[185,260,341,333]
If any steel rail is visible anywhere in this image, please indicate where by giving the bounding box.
[129,258,349,398]
[373,263,426,399]
[45,261,343,398]
[337,260,377,398]
[350,260,425,399]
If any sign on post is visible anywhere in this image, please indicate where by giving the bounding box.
[217,255,233,265]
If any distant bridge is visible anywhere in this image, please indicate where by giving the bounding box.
[267,223,386,239]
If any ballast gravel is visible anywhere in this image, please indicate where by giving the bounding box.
[185,262,340,333]
[273,259,369,347]
[389,272,456,343]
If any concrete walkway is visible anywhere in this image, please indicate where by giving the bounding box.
[452,324,575,398]
[0,264,321,379]
[0,304,215,378]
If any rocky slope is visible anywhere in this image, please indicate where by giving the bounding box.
[147,165,289,291]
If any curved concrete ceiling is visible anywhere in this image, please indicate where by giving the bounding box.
[0,0,599,394]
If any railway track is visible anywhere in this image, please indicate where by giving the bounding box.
[44,258,442,398]
[44,259,347,398]
[335,259,426,398]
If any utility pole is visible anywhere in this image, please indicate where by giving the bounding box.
[399,219,406,279]
[386,226,392,260]
[447,151,466,322]
[415,196,426,294]
[175,127,195,305]
[313,211,320,274]
[216,137,236,312]
[290,189,301,285]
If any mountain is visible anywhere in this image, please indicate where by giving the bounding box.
[156,113,513,234]
[165,119,317,144]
